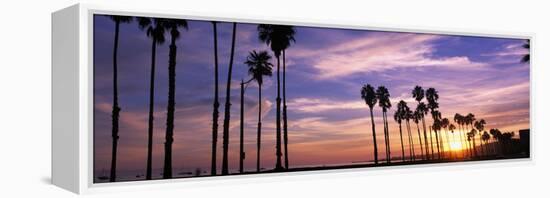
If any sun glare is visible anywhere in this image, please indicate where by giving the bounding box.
[450,142,462,151]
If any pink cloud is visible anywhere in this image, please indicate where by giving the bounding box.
[289,33,487,79]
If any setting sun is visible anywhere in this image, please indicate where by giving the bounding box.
[450,142,463,151]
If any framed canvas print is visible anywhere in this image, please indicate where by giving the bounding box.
[52,3,532,194]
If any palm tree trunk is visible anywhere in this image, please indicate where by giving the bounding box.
[282,50,289,170]
[406,121,415,161]
[428,126,435,159]
[146,36,157,180]
[275,53,283,171]
[463,125,472,157]
[384,111,391,163]
[257,84,262,172]
[434,130,441,159]
[471,125,477,157]
[445,130,450,159]
[239,80,245,173]
[479,134,484,157]
[211,22,219,176]
[163,32,178,179]
[222,23,237,175]
[422,116,430,160]
[369,109,378,164]
[398,122,405,161]
[415,123,424,160]
[110,20,121,182]
[459,125,467,158]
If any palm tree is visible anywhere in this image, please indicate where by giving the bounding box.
[413,86,430,160]
[489,128,502,155]
[222,23,238,175]
[441,118,450,158]
[210,21,220,176]
[137,17,166,180]
[448,124,456,159]
[466,131,474,156]
[482,131,490,156]
[413,110,424,160]
[467,129,477,157]
[500,132,515,154]
[162,18,188,179]
[465,113,477,157]
[416,102,431,160]
[521,40,530,63]
[239,79,248,173]
[376,86,392,163]
[244,50,274,172]
[441,118,451,159]
[258,24,295,171]
[426,88,441,159]
[454,113,468,158]
[404,106,415,161]
[361,84,379,164]
[431,115,442,159]
[280,27,296,170]
[474,119,486,156]
[394,101,406,161]
[107,15,132,182]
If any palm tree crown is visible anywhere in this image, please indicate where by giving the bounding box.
[245,50,274,85]
[412,86,425,102]
[163,19,188,39]
[376,86,392,111]
[521,39,530,63]
[426,88,439,110]
[361,84,378,109]
[257,25,296,57]
[109,15,133,24]
[137,17,166,44]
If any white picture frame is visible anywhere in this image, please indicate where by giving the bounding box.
[52,3,534,194]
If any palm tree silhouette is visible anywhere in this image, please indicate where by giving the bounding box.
[394,101,406,161]
[467,129,477,157]
[441,118,450,158]
[521,40,530,63]
[412,86,430,160]
[239,79,248,173]
[474,119,486,156]
[244,50,274,172]
[376,86,392,163]
[280,27,296,170]
[448,123,456,159]
[222,23,238,175]
[258,24,295,171]
[426,88,441,159]
[404,105,415,161]
[107,15,132,182]
[416,102,431,159]
[481,131,490,156]
[361,84,379,164]
[162,18,188,179]
[465,113,477,157]
[137,17,166,180]
[454,113,468,158]
[413,110,424,160]
[489,128,502,155]
[431,113,442,159]
[210,21,220,176]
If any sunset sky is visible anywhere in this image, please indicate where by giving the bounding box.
[93,15,529,178]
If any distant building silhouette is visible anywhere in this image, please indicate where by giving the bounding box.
[519,129,530,156]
